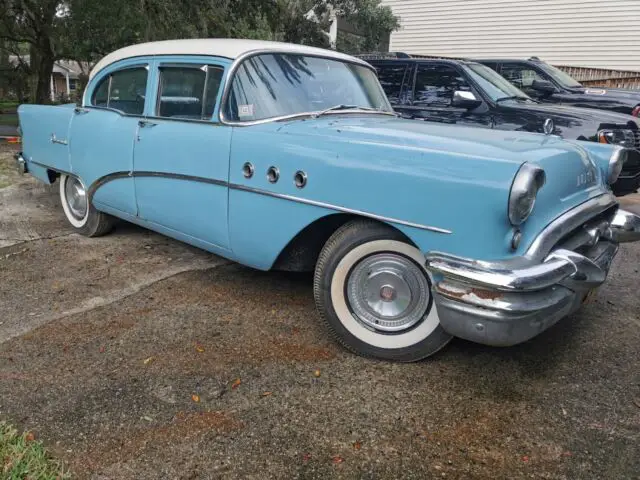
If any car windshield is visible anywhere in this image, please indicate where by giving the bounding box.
[463,62,533,102]
[535,62,583,88]
[225,53,392,122]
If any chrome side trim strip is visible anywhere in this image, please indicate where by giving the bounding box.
[229,183,452,234]
[86,171,227,201]
[525,193,617,261]
[24,165,452,234]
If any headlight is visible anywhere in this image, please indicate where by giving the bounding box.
[508,162,546,226]
[598,129,636,148]
[607,146,628,184]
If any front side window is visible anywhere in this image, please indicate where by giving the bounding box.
[376,64,408,105]
[226,53,391,122]
[535,62,582,88]
[500,64,550,92]
[413,64,471,107]
[157,65,224,120]
[464,63,532,102]
[91,67,148,115]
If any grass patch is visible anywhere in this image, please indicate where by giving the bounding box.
[0,422,70,479]
[0,114,18,126]
[0,101,19,109]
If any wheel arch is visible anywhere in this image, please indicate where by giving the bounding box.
[271,213,416,272]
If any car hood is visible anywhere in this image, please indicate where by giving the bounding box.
[569,86,640,105]
[274,114,607,209]
[277,114,578,163]
[505,101,640,129]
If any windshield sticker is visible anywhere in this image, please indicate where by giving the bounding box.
[585,89,606,95]
[238,104,255,118]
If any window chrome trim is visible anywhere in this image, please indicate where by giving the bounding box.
[218,49,386,127]
[86,63,150,109]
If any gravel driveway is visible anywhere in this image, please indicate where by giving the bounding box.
[1,146,639,479]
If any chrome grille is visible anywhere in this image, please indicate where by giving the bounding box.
[635,131,640,149]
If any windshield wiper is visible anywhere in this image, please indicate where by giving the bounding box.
[496,96,531,103]
[311,104,396,118]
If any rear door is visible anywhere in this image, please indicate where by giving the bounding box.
[69,63,150,216]
[132,58,232,251]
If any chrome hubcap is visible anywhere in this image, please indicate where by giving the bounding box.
[346,253,431,333]
[64,177,88,220]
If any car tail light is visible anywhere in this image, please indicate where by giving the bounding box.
[632,105,640,117]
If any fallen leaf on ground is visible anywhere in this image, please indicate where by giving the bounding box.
[231,378,241,390]
[24,432,35,442]
[195,344,205,353]
[522,455,530,462]
[191,394,200,403]
[313,369,321,378]
[353,441,362,450]
[332,455,344,464]
[141,416,153,422]
[262,391,272,397]
[99,346,105,353]
[302,453,311,462]
[143,357,154,365]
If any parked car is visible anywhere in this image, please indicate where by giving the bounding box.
[15,39,640,362]
[477,57,640,117]
[362,54,640,196]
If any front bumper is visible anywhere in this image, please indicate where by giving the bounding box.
[425,206,640,346]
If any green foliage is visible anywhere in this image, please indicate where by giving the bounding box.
[0,0,398,102]
[0,422,70,479]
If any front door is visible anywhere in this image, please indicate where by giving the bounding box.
[396,63,492,128]
[133,60,232,250]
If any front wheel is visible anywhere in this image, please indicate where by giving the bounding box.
[314,220,452,362]
[59,174,114,237]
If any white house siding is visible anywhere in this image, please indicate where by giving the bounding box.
[381,0,640,72]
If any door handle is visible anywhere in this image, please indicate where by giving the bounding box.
[50,133,68,145]
[138,120,158,128]
[74,107,90,114]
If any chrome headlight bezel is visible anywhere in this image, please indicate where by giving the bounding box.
[508,162,546,226]
[597,128,636,149]
[607,146,628,184]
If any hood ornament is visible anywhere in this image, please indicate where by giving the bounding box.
[543,118,554,135]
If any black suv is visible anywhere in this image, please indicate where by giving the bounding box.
[477,57,640,117]
[362,54,640,195]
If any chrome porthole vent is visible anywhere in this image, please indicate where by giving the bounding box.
[267,166,279,183]
[294,170,307,188]
[242,162,254,178]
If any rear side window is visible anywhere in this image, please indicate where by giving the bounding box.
[91,67,148,115]
[375,64,408,104]
[156,65,224,120]
[413,64,471,107]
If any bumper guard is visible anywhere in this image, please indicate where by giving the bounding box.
[425,207,640,346]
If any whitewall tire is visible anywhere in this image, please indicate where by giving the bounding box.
[59,174,114,237]
[314,219,452,362]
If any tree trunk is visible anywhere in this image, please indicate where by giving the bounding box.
[29,40,55,104]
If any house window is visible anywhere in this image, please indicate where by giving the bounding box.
[69,79,77,91]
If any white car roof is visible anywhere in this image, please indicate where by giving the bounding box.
[89,38,369,79]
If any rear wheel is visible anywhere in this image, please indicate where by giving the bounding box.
[59,174,114,237]
[314,220,452,362]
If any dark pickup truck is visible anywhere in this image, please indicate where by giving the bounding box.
[362,54,640,196]
[477,57,640,117]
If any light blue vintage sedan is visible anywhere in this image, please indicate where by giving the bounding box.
[16,39,640,361]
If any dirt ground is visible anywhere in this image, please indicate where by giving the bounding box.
[1,145,639,479]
